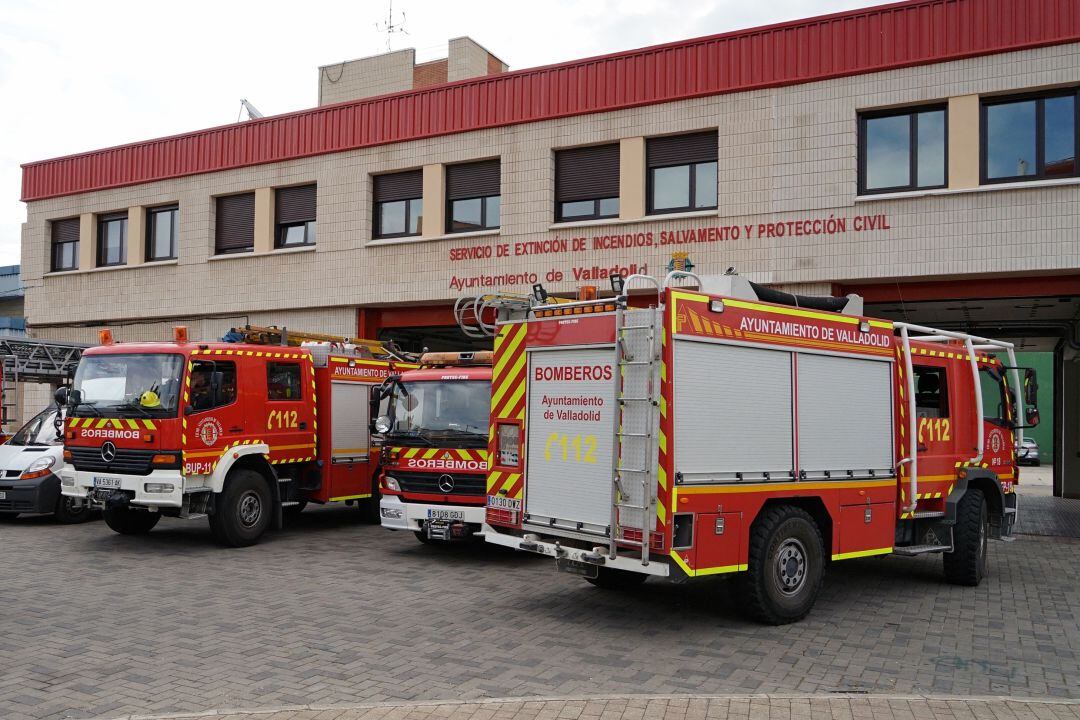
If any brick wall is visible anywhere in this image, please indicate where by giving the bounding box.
[413,59,448,89]
[24,43,1080,336]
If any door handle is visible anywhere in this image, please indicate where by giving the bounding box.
[917,444,928,452]
[299,422,307,430]
[229,426,244,433]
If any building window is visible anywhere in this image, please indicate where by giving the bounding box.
[858,106,947,194]
[146,205,178,261]
[646,131,718,214]
[982,90,1078,183]
[267,363,302,401]
[276,184,317,248]
[50,217,79,272]
[555,144,620,221]
[374,170,423,239]
[446,160,500,233]
[215,192,255,254]
[97,213,127,267]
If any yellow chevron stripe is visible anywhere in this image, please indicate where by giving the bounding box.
[490,351,526,412]
[487,470,502,492]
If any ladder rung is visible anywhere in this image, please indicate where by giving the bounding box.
[617,431,650,438]
[617,504,648,511]
[618,397,653,403]
[620,360,654,366]
[617,468,648,473]
[619,326,653,333]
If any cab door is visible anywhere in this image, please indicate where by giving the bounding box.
[263,356,317,464]
[911,361,959,487]
[979,364,1016,483]
[182,359,243,476]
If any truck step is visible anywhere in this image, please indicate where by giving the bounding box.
[912,511,945,519]
[893,544,951,556]
[281,501,302,506]
[179,513,208,520]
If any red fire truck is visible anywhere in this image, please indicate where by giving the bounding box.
[57,325,416,546]
[481,272,1039,624]
[374,352,492,542]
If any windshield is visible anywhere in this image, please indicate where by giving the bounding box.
[73,353,185,416]
[8,408,62,446]
[386,380,490,444]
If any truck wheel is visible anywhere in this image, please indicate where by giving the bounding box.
[943,488,988,586]
[103,506,160,535]
[741,505,825,625]
[209,470,272,547]
[53,495,93,524]
[585,567,648,590]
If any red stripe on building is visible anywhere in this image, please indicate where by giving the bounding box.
[21,0,1080,201]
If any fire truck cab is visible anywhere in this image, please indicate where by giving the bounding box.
[374,352,491,542]
[481,272,1039,624]
[58,326,414,546]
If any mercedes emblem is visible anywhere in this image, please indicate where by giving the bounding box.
[437,474,455,493]
[101,442,117,463]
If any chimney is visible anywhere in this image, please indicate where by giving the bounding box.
[318,37,508,106]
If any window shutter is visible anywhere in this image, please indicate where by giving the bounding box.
[215,193,255,253]
[51,218,80,245]
[276,184,317,224]
[646,131,718,167]
[373,170,423,202]
[555,144,620,202]
[446,160,500,200]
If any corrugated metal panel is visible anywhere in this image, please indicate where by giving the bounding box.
[21,0,1080,201]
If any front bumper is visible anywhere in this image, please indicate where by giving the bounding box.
[60,466,187,509]
[379,494,485,532]
[0,473,61,514]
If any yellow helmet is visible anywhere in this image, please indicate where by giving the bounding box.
[139,390,161,408]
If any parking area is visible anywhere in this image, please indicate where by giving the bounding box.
[1,502,1079,720]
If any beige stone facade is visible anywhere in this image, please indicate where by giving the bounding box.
[21,42,1080,346]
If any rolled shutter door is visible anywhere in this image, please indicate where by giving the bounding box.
[276,184,317,224]
[373,170,423,202]
[215,193,255,253]
[646,131,718,167]
[446,160,500,200]
[555,144,620,202]
[51,218,80,245]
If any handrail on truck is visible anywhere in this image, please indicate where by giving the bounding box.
[892,321,1023,514]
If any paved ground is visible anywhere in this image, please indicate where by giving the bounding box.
[105,695,1080,720]
[2,501,1079,720]
[1015,467,1080,538]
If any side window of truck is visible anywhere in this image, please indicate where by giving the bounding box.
[979,366,1010,428]
[189,361,237,411]
[914,366,949,418]
[267,363,302,401]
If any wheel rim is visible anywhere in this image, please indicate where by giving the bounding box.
[62,497,86,516]
[237,491,262,528]
[775,538,808,596]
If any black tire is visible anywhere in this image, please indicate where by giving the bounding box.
[585,566,649,590]
[414,530,434,544]
[209,469,272,547]
[943,488,988,586]
[741,505,825,625]
[53,495,93,524]
[103,506,160,535]
[357,489,381,524]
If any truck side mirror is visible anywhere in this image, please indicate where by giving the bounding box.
[54,386,69,406]
[1024,367,1039,408]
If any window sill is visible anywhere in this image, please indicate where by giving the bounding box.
[548,209,717,231]
[208,251,255,262]
[45,259,179,277]
[366,229,499,247]
[856,175,1080,202]
[271,245,316,255]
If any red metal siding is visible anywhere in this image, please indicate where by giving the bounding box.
[21,0,1080,201]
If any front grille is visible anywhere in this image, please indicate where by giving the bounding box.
[0,498,35,511]
[68,447,158,476]
[392,470,485,495]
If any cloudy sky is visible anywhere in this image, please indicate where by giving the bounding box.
[0,0,883,266]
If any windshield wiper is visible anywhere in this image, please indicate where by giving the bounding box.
[70,401,101,417]
[114,401,154,418]
[385,429,435,446]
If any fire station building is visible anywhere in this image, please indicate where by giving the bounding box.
[18,0,1080,496]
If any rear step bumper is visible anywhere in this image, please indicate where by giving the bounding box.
[481,525,670,577]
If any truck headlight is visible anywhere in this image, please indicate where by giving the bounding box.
[383,475,401,492]
[144,483,175,494]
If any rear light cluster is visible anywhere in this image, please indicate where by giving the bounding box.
[486,507,517,526]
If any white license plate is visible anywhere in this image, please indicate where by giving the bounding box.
[93,476,122,489]
[487,495,521,511]
[427,509,464,521]
[0,491,6,500]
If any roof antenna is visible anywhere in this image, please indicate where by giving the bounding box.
[375,0,408,52]
[238,99,264,122]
